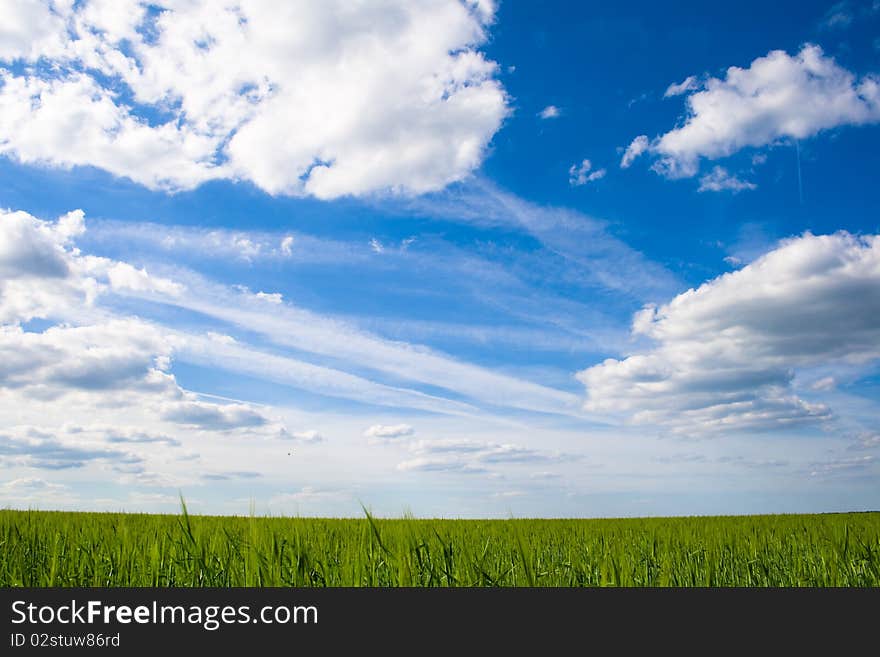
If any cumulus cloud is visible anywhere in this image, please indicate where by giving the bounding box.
[103,429,181,447]
[0,320,171,393]
[5,203,590,423]
[0,207,182,323]
[0,208,92,323]
[0,206,297,462]
[0,426,142,471]
[160,400,272,431]
[578,231,880,435]
[697,166,757,193]
[538,105,561,119]
[568,159,606,186]
[0,208,77,279]
[625,45,880,178]
[0,317,286,437]
[0,0,67,62]
[0,0,508,198]
[0,73,222,191]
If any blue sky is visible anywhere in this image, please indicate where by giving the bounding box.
[0,0,878,517]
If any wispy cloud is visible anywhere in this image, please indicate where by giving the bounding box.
[697,166,757,193]
[159,274,584,417]
[664,75,699,97]
[396,438,572,474]
[819,1,854,30]
[397,181,680,302]
[568,159,606,186]
[365,424,415,443]
[808,455,875,478]
[84,220,317,265]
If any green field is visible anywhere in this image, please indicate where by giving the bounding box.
[2,507,879,586]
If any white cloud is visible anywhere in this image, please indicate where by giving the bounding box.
[0,208,93,323]
[664,75,699,97]
[568,159,606,186]
[398,181,681,302]
[0,320,170,393]
[820,2,854,30]
[850,432,880,450]
[254,291,283,304]
[397,437,568,473]
[578,231,880,435]
[0,0,508,198]
[538,105,561,119]
[203,470,262,481]
[410,438,565,463]
[160,400,272,431]
[365,424,414,442]
[808,455,874,478]
[85,220,350,265]
[529,471,561,480]
[0,425,143,471]
[620,135,649,168]
[0,475,72,507]
[289,430,323,444]
[102,428,181,447]
[0,73,224,190]
[0,207,77,278]
[0,316,290,438]
[3,205,588,418]
[0,206,305,485]
[270,486,352,508]
[627,45,880,178]
[0,0,67,62]
[177,330,480,416]
[396,456,486,473]
[697,166,757,193]
[1,200,610,521]
[0,207,186,324]
[106,262,184,296]
[1,477,67,492]
[493,490,525,498]
[167,271,582,417]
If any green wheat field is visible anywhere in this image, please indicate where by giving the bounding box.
[2,507,879,586]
